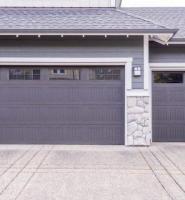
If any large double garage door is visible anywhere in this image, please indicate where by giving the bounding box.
[0,66,125,145]
[153,71,185,142]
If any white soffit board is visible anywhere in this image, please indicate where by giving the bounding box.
[0,0,117,7]
[151,34,174,44]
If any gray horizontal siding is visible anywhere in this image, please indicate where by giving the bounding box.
[0,36,144,89]
[150,42,185,63]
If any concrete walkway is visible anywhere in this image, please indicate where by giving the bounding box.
[0,143,185,200]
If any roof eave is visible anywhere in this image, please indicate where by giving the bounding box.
[0,28,177,34]
[0,28,177,37]
[0,29,177,44]
[150,29,178,44]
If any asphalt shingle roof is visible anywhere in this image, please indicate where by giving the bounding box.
[122,7,185,41]
[0,7,175,34]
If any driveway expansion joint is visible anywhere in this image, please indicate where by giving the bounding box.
[0,147,32,178]
[0,146,43,196]
[15,146,54,200]
[139,148,174,200]
[149,148,185,195]
[158,147,185,176]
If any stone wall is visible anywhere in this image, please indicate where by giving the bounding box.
[127,96,151,146]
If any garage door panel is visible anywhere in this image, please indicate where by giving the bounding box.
[152,71,185,142]
[153,88,185,105]
[0,84,123,103]
[0,126,124,145]
[0,67,125,145]
[153,106,185,121]
[153,125,185,142]
[0,105,124,123]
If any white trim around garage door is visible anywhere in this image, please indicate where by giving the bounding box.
[150,63,185,70]
[0,56,133,92]
[0,57,132,65]
[0,57,133,145]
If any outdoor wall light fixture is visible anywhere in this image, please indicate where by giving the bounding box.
[133,66,141,77]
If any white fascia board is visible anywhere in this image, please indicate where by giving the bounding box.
[150,34,174,44]
[0,33,174,37]
[155,34,173,43]
[150,38,167,45]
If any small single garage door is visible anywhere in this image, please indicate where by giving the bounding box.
[0,66,125,145]
[152,71,185,142]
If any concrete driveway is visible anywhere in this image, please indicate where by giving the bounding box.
[0,144,185,200]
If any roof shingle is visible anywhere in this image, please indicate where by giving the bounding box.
[0,7,175,34]
[122,7,185,40]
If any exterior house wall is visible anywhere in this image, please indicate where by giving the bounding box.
[0,36,144,89]
[0,0,118,7]
[150,42,185,63]
[0,35,151,146]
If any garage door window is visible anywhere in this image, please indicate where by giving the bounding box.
[89,68,121,80]
[49,68,80,80]
[9,69,40,80]
[154,72,183,83]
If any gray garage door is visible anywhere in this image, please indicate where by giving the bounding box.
[152,71,185,142]
[0,66,125,145]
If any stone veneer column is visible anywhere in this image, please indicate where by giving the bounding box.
[127,96,151,146]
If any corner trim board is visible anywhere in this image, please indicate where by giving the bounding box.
[144,35,150,90]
